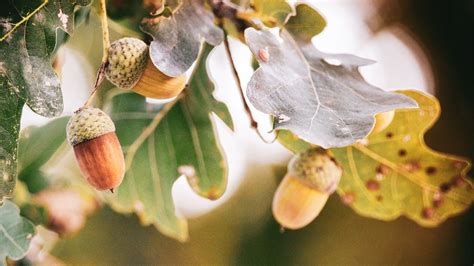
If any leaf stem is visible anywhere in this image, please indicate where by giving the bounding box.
[83,0,110,107]
[222,34,252,124]
[222,30,275,143]
[99,0,111,63]
[124,93,185,171]
[0,0,49,42]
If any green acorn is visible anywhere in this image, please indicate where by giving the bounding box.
[67,107,125,191]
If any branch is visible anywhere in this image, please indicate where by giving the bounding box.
[124,93,185,171]
[222,33,255,129]
[222,30,275,143]
[0,0,49,42]
[83,0,110,107]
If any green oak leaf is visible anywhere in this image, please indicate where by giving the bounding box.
[1,0,92,116]
[141,0,224,77]
[0,0,90,200]
[284,3,325,42]
[278,90,473,227]
[105,45,231,241]
[0,76,24,201]
[18,117,69,193]
[188,44,233,131]
[251,0,294,27]
[0,200,35,265]
[244,3,417,148]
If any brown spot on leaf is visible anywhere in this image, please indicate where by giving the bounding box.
[366,179,380,191]
[398,149,407,157]
[207,187,221,200]
[433,196,444,208]
[450,175,465,188]
[402,161,421,172]
[453,161,465,169]
[425,166,437,175]
[376,195,383,202]
[341,192,355,205]
[440,182,451,193]
[422,207,434,219]
[386,132,393,138]
[376,164,390,175]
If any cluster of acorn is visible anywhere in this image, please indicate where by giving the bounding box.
[66,37,392,226]
[67,38,186,192]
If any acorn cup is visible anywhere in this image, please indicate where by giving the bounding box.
[105,37,186,99]
[67,107,125,191]
[272,148,342,230]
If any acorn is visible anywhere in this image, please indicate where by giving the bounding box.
[67,107,125,191]
[105,37,186,99]
[371,110,395,134]
[272,148,342,230]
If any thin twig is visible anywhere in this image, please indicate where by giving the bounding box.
[82,86,99,107]
[222,33,256,128]
[83,0,110,107]
[0,0,49,42]
[124,94,185,171]
[222,30,275,143]
[98,0,110,63]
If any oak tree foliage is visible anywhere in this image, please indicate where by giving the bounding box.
[0,0,471,263]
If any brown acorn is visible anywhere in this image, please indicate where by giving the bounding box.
[105,37,186,99]
[67,107,125,191]
[272,148,342,230]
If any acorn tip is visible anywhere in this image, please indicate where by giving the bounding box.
[279,226,286,234]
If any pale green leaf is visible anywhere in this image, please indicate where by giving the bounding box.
[0,200,35,264]
[285,3,325,42]
[106,45,230,241]
[251,0,294,27]
[190,44,234,130]
[0,76,24,200]
[18,117,69,193]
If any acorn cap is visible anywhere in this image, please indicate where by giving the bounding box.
[67,107,116,146]
[105,37,148,89]
[289,148,342,194]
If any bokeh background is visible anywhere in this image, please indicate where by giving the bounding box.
[19,0,473,264]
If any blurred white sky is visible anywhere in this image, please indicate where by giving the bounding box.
[20,0,434,218]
